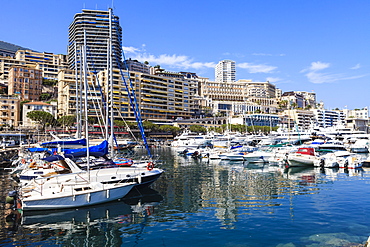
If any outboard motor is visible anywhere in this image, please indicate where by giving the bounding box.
[320,158,325,168]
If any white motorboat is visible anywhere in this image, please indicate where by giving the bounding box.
[243,147,274,163]
[337,154,363,169]
[287,147,318,167]
[349,139,369,153]
[268,146,297,166]
[171,130,212,149]
[313,150,351,168]
[222,151,245,161]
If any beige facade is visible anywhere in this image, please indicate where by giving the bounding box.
[282,109,315,130]
[200,81,247,101]
[58,69,197,123]
[57,69,102,119]
[8,65,43,100]
[199,80,278,113]
[0,56,33,84]
[15,50,68,80]
[0,50,68,85]
[241,80,276,98]
[23,101,57,127]
[0,96,20,127]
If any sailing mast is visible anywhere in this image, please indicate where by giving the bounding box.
[109,8,114,157]
[74,42,81,139]
[82,30,90,177]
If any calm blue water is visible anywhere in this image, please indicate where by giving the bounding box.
[1,147,370,247]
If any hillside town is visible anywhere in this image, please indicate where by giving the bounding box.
[0,8,368,140]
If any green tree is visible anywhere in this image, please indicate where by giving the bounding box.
[208,126,223,134]
[27,110,57,130]
[304,105,312,110]
[42,78,58,86]
[189,125,207,134]
[126,121,138,130]
[159,125,181,136]
[114,120,127,127]
[39,93,52,101]
[278,100,289,109]
[58,115,76,127]
[142,121,158,131]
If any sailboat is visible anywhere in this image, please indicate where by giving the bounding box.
[39,132,87,148]
[8,9,163,211]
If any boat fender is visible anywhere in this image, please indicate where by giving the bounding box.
[21,159,26,164]
[42,162,50,169]
[29,162,37,168]
[6,196,14,204]
[147,162,154,171]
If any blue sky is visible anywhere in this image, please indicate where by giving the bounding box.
[1,0,369,110]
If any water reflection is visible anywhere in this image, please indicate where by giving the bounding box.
[1,147,369,246]
[3,188,163,246]
[152,148,367,228]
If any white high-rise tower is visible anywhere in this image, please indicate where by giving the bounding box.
[215,60,236,83]
[68,9,122,72]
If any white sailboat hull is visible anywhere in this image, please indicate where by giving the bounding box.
[21,182,135,211]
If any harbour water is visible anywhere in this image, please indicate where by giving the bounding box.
[1,147,370,246]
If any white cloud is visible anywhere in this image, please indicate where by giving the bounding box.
[132,53,216,70]
[123,46,141,53]
[302,61,366,84]
[351,63,361,70]
[237,63,277,73]
[309,61,330,71]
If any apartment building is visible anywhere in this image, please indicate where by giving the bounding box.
[15,50,68,80]
[342,107,369,119]
[68,9,122,72]
[8,65,43,100]
[313,109,346,128]
[199,79,278,115]
[125,58,150,74]
[0,50,68,85]
[293,91,317,108]
[199,80,247,101]
[101,69,197,123]
[0,96,20,127]
[57,68,103,118]
[22,101,57,127]
[0,56,33,84]
[58,68,196,123]
[243,80,276,98]
[282,109,316,130]
[215,60,236,83]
